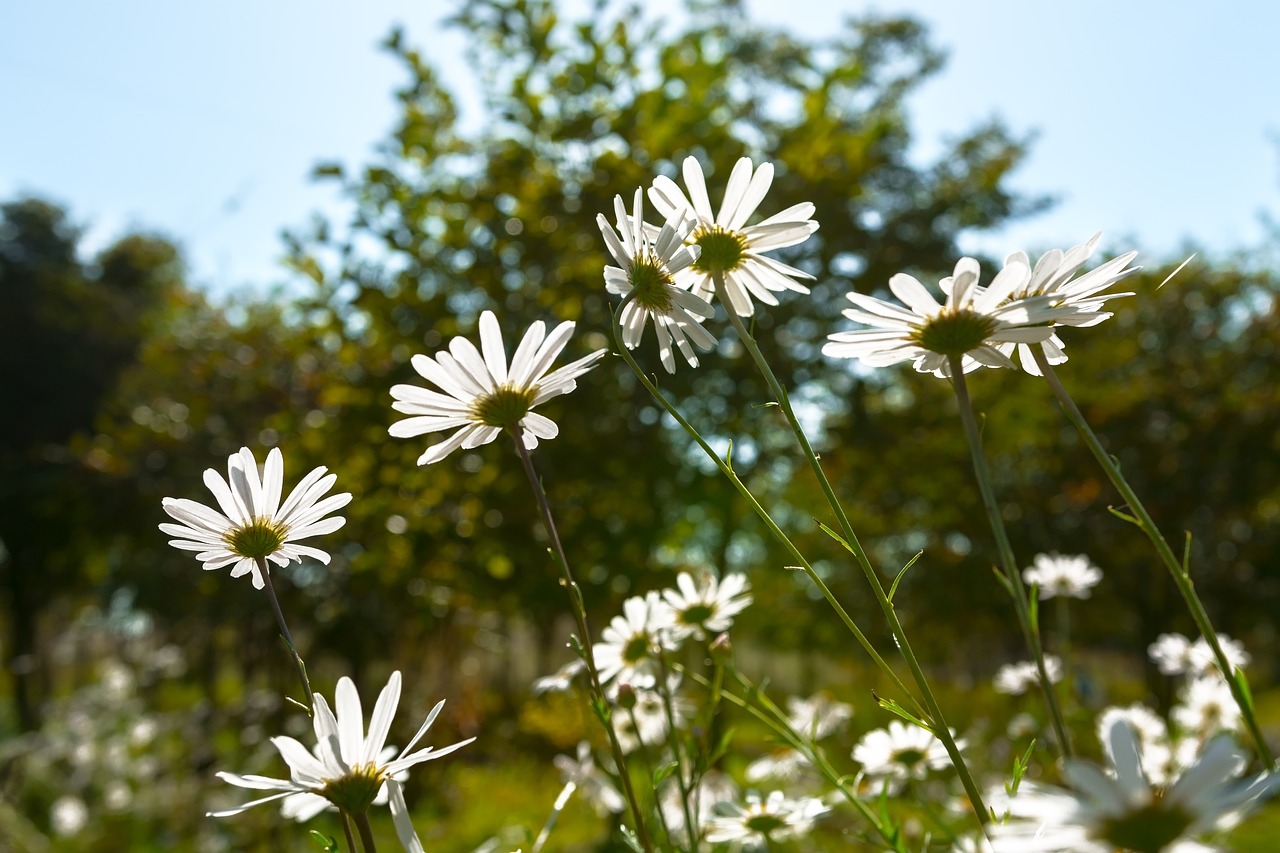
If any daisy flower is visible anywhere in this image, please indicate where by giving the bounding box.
[661,571,752,641]
[1098,704,1176,786]
[1023,552,1104,599]
[989,717,1280,852]
[280,745,403,823]
[159,447,352,590]
[553,741,625,817]
[648,156,818,317]
[993,656,1064,696]
[612,681,690,754]
[785,692,853,741]
[823,256,1073,378]
[598,188,716,372]
[853,720,961,786]
[389,310,606,465]
[660,770,738,836]
[1173,677,1242,739]
[593,592,678,689]
[703,790,829,849]
[209,671,474,853]
[1148,633,1250,679]
[998,233,1140,375]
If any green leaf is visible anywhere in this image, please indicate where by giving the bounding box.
[888,550,923,602]
[815,519,855,555]
[308,831,339,852]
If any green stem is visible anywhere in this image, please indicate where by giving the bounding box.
[655,653,699,853]
[714,275,988,825]
[947,356,1072,758]
[610,324,919,715]
[510,436,656,852]
[353,812,378,853]
[255,556,314,714]
[1035,351,1274,768]
[340,811,358,853]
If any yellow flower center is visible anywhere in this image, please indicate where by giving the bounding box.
[692,225,747,275]
[471,386,537,429]
[629,252,676,313]
[320,762,388,815]
[1095,796,1194,853]
[225,517,288,559]
[910,309,997,357]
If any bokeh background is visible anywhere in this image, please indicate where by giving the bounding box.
[2,1,1279,850]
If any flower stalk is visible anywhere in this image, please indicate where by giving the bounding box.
[947,355,1073,758]
[255,555,314,713]
[1034,350,1275,768]
[714,272,990,826]
[510,434,656,853]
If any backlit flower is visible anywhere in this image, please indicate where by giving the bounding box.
[598,189,716,372]
[703,790,829,849]
[1023,553,1104,599]
[823,257,1068,378]
[209,671,474,853]
[593,592,678,689]
[661,571,752,641]
[649,156,818,317]
[994,656,1064,696]
[160,447,351,590]
[389,310,606,465]
[853,720,961,785]
[989,717,1280,852]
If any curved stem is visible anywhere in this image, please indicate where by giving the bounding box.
[713,276,988,825]
[611,326,919,714]
[947,356,1072,758]
[510,436,656,852]
[655,654,699,852]
[255,556,314,714]
[1035,350,1274,768]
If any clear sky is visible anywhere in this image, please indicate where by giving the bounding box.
[3,1,1278,297]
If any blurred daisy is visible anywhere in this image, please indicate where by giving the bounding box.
[994,656,1064,696]
[648,156,818,317]
[853,720,960,785]
[1148,633,1250,679]
[389,310,606,465]
[823,257,1067,378]
[1023,552,1104,599]
[785,692,853,740]
[1098,704,1175,786]
[998,233,1140,375]
[660,770,738,836]
[210,671,474,853]
[989,717,1280,853]
[554,741,625,817]
[745,749,813,784]
[160,447,352,589]
[1173,677,1242,739]
[593,592,678,689]
[612,681,690,754]
[661,571,752,642]
[531,659,584,696]
[598,189,716,372]
[703,790,829,849]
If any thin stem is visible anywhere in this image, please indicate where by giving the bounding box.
[353,812,378,853]
[611,329,919,715]
[511,435,656,853]
[1035,351,1275,767]
[655,654,699,853]
[1056,596,1071,659]
[947,356,1072,758]
[714,276,988,825]
[255,556,314,714]
[340,811,358,853]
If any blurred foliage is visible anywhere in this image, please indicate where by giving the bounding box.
[1,0,1278,849]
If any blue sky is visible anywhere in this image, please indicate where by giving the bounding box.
[3,1,1278,297]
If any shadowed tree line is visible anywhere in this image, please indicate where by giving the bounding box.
[1,8,1277,845]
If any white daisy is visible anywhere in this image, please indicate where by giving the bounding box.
[823,257,1068,378]
[660,769,738,836]
[998,233,1140,375]
[209,671,475,853]
[648,156,818,317]
[531,659,584,696]
[744,749,813,784]
[159,447,352,590]
[993,656,1064,696]
[1023,552,1104,599]
[785,692,853,741]
[661,571,753,642]
[853,720,961,785]
[1098,704,1175,786]
[1173,677,1242,739]
[593,592,678,689]
[703,790,829,849]
[612,681,690,754]
[389,310,606,465]
[989,717,1280,853]
[1148,633,1250,679]
[598,188,716,372]
[280,745,403,823]
[553,741,625,817]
